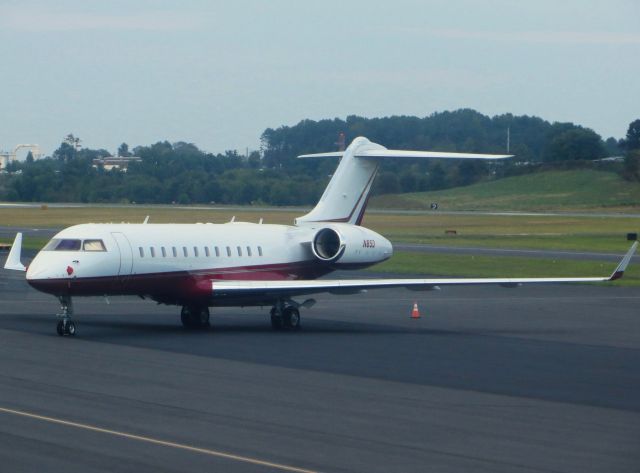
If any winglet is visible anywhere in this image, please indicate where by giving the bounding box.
[4,232,26,272]
[609,241,638,281]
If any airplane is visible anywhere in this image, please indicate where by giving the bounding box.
[4,136,638,336]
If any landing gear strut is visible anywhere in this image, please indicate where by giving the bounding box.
[270,300,301,331]
[181,305,210,329]
[56,295,76,336]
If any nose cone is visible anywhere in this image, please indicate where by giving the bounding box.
[26,254,46,281]
[26,252,67,295]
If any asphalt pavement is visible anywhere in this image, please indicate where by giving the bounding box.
[1,265,639,472]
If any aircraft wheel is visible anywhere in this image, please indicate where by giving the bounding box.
[67,321,76,336]
[270,313,283,330]
[56,320,76,336]
[181,306,209,329]
[282,306,301,330]
[196,307,210,327]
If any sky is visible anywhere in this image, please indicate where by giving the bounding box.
[1,0,639,157]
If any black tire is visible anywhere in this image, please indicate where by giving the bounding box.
[56,321,65,336]
[197,307,210,327]
[270,313,283,330]
[181,306,209,329]
[181,306,193,328]
[282,306,301,330]
[66,321,76,336]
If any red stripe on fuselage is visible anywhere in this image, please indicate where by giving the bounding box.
[27,260,333,305]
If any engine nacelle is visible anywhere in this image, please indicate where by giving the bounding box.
[310,224,393,267]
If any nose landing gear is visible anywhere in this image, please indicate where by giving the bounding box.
[56,296,76,336]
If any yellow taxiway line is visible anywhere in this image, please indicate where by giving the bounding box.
[0,406,320,473]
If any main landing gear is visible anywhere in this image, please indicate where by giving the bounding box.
[180,305,210,330]
[56,295,76,336]
[270,301,301,331]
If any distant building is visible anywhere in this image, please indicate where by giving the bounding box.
[0,152,9,171]
[0,144,43,170]
[92,156,142,172]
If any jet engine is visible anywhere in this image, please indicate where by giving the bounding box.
[310,224,393,267]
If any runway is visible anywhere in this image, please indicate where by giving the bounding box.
[1,267,639,472]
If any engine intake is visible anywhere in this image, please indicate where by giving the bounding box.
[312,228,344,262]
[309,224,393,267]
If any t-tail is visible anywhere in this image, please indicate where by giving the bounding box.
[295,136,512,226]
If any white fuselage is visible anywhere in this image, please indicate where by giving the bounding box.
[26,221,393,306]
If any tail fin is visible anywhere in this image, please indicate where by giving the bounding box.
[295,136,511,226]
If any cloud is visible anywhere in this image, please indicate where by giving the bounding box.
[413,28,640,46]
[0,7,203,32]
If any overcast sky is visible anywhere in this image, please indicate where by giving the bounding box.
[1,0,639,157]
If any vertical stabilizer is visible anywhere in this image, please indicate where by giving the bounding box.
[295,137,383,226]
[295,136,512,226]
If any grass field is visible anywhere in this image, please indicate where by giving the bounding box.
[371,169,640,212]
[0,205,637,253]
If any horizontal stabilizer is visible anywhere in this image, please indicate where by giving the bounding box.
[298,151,345,158]
[355,149,512,160]
[298,150,511,160]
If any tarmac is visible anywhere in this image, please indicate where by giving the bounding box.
[1,263,639,472]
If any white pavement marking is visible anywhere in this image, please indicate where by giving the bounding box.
[0,406,320,473]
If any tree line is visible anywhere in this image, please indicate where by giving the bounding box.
[0,110,637,205]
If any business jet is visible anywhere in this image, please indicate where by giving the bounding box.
[4,137,637,336]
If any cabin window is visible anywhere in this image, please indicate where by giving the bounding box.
[83,239,106,251]
[246,246,252,257]
[215,246,220,257]
[43,239,82,251]
[161,247,167,257]
[237,246,242,257]
[172,247,177,257]
[226,246,231,257]
[183,246,188,257]
[150,247,155,258]
[139,247,144,257]
[258,246,263,256]
[194,247,199,257]
[205,247,210,257]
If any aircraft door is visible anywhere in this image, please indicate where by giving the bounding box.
[111,232,133,287]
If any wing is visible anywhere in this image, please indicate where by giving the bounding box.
[212,242,638,298]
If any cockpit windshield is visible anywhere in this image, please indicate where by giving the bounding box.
[43,239,106,251]
[83,240,106,251]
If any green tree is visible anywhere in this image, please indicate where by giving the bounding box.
[118,143,132,157]
[544,128,604,162]
[622,119,640,181]
[53,142,77,162]
[622,151,640,181]
[625,119,640,151]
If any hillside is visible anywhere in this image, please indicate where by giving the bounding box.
[370,170,640,212]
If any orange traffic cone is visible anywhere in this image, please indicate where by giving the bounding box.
[411,302,421,319]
